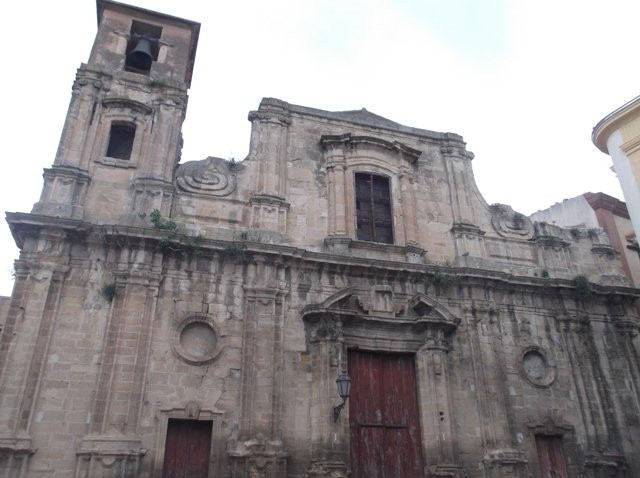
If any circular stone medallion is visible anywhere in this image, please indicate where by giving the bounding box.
[519,346,556,387]
[172,317,222,365]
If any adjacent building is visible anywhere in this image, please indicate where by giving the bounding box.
[593,94,640,238]
[1,2,639,477]
[531,192,640,286]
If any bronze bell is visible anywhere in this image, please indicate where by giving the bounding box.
[128,36,153,71]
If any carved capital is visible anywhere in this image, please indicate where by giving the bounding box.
[305,461,348,478]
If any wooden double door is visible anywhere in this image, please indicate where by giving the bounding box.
[535,435,568,478]
[162,419,213,478]
[348,350,424,478]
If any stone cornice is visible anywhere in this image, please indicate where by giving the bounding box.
[584,192,630,218]
[6,212,640,299]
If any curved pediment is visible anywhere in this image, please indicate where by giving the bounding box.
[301,287,459,330]
[320,133,422,164]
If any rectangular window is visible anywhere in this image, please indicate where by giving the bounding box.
[106,122,136,160]
[355,172,393,244]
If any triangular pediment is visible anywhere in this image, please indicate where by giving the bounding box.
[331,108,401,130]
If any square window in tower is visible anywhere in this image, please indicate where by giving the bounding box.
[106,122,136,160]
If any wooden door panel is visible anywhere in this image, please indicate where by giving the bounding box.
[163,419,213,478]
[535,435,568,478]
[349,350,424,478]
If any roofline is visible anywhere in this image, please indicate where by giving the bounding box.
[254,97,465,145]
[97,0,200,29]
[592,94,640,154]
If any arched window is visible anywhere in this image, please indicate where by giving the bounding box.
[355,172,393,244]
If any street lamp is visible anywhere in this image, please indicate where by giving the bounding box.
[333,371,352,422]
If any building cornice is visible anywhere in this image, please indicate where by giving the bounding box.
[583,192,630,219]
[6,212,640,301]
[592,94,640,153]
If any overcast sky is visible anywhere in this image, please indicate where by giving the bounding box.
[0,0,638,295]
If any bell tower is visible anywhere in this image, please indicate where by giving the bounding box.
[33,0,200,223]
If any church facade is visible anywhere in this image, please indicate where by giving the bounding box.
[1,2,639,477]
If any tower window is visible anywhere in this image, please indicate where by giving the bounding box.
[125,21,162,75]
[355,172,393,244]
[106,122,136,160]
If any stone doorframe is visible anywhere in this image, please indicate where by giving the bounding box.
[301,286,464,478]
[151,401,225,477]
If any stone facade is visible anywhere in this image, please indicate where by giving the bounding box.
[1,2,639,477]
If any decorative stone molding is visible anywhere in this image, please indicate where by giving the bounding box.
[305,460,348,478]
[584,452,628,477]
[75,435,146,478]
[532,222,571,248]
[482,448,528,477]
[405,242,426,263]
[428,463,466,477]
[451,222,485,237]
[0,434,35,478]
[248,97,292,126]
[320,133,422,164]
[249,194,290,235]
[175,156,239,196]
[130,177,174,220]
[324,236,352,254]
[102,97,153,116]
[228,434,289,478]
[440,145,475,161]
[490,204,534,239]
[32,165,91,219]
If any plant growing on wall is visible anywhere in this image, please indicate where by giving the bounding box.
[428,270,459,294]
[100,282,117,302]
[146,209,202,256]
[573,275,592,298]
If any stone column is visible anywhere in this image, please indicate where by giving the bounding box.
[416,324,463,477]
[303,316,348,478]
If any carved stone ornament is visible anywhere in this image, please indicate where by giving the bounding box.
[490,203,534,239]
[171,316,223,365]
[175,156,240,196]
[519,346,556,388]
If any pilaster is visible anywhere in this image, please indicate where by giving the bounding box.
[229,256,289,477]
[78,264,161,477]
[416,324,464,477]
